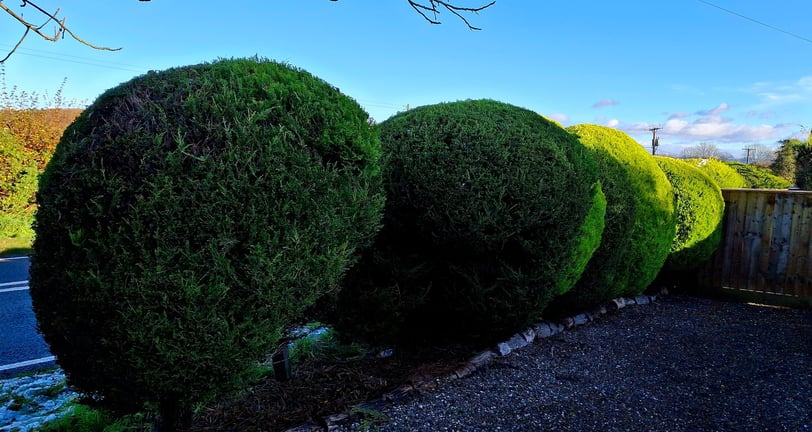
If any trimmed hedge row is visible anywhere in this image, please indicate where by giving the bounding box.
[546,125,675,316]
[329,100,606,345]
[726,161,791,189]
[29,58,384,428]
[27,58,733,430]
[685,158,747,189]
[655,157,725,271]
[0,129,38,238]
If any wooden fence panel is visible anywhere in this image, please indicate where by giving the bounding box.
[700,189,812,298]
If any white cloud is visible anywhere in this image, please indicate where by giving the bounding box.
[592,99,619,108]
[696,102,729,116]
[547,113,570,125]
[743,76,812,108]
[620,116,789,147]
[559,81,810,157]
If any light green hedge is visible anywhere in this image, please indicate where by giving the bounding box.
[684,158,746,189]
[0,129,37,238]
[726,161,791,189]
[546,124,675,315]
[656,156,725,270]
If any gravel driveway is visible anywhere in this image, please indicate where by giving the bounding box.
[344,294,811,432]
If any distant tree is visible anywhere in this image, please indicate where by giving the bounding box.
[771,139,801,183]
[681,142,724,160]
[719,151,736,161]
[796,136,812,190]
[2,1,496,61]
[746,143,776,166]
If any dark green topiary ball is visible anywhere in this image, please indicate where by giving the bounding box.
[546,125,676,316]
[332,99,605,345]
[656,156,725,270]
[29,58,384,419]
[684,158,746,189]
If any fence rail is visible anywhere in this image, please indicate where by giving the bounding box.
[700,189,812,299]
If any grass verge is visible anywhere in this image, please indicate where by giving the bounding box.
[0,235,33,257]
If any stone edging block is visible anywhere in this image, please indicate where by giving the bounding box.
[283,286,669,432]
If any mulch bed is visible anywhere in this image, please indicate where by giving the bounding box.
[185,344,481,432]
[181,293,812,432]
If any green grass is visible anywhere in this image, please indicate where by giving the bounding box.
[287,326,368,366]
[350,404,390,431]
[0,235,33,257]
[36,324,369,432]
[38,406,153,432]
[34,380,67,399]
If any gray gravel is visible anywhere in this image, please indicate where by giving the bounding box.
[347,295,812,432]
[1,369,77,432]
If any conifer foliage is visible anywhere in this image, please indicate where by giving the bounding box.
[28,58,384,430]
[332,100,606,344]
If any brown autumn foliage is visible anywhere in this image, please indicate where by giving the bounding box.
[0,108,82,169]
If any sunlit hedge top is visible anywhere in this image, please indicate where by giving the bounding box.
[547,124,675,314]
[656,156,725,270]
[726,161,791,189]
[685,158,746,189]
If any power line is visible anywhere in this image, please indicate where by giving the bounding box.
[0,43,148,73]
[697,0,812,45]
[4,51,145,73]
[0,44,147,70]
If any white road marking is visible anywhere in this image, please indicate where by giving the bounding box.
[0,356,56,372]
[0,281,29,293]
[0,286,29,293]
[0,256,30,261]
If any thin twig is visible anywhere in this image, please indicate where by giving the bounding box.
[0,27,30,63]
[19,0,121,50]
[407,0,496,30]
[0,0,121,63]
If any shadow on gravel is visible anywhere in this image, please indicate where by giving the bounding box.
[181,294,812,432]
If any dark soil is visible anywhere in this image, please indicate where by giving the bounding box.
[182,294,812,432]
[185,344,481,432]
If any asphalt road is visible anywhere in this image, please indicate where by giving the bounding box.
[0,255,55,377]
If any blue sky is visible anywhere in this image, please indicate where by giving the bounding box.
[1,0,811,157]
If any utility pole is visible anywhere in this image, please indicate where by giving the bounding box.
[743,146,755,164]
[649,127,662,155]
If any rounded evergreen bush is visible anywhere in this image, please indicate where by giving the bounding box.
[726,161,791,189]
[655,156,725,270]
[332,100,605,345]
[685,158,746,189]
[29,58,383,429]
[0,129,38,238]
[546,125,676,315]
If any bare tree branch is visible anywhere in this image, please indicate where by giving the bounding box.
[1,0,495,63]
[408,0,496,30]
[0,0,121,63]
[329,0,496,30]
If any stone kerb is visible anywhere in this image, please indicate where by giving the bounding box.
[284,287,669,432]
